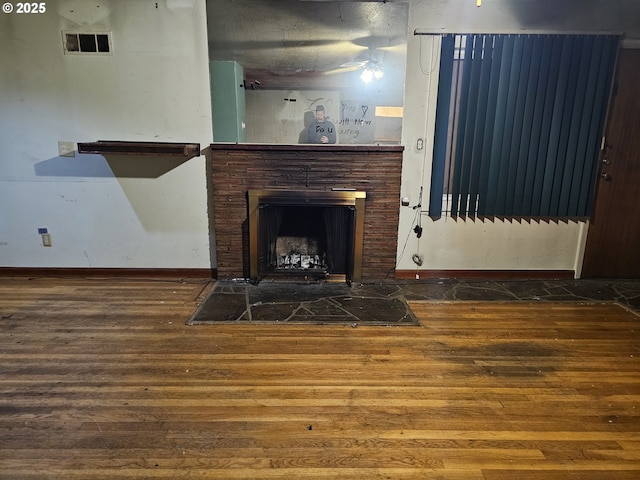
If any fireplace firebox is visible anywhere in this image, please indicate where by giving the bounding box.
[248,190,366,283]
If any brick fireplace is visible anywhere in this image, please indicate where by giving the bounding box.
[209,144,403,282]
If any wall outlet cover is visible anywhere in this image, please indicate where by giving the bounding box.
[58,141,75,157]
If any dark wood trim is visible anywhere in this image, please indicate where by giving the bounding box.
[0,268,215,279]
[395,269,575,280]
[209,143,404,153]
[78,141,201,159]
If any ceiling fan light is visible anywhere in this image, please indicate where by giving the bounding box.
[360,65,384,84]
[360,68,374,83]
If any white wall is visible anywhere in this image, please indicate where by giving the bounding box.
[398,0,640,276]
[0,0,213,269]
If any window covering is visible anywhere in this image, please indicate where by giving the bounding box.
[429,34,619,220]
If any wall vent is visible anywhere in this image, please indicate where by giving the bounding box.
[63,32,112,55]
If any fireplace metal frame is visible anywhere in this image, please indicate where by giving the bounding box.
[248,189,366,282]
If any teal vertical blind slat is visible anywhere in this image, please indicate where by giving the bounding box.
[550,36,582,216]
[505,36,532,217]
[581,35,619,216]
[531,36,562,216]
[559,36,593,216]
[495,36,518,216]
[540,36,572,217]
[513,36,540,216]
[569,36,603,217]
[467,36,492,217]
[450,35,474,217]
[429,35,456,219]
[458,35,483,216]
[430,33,619,220]
[484,35,508,216]
[522,36,553,216]
[477,35,503,217]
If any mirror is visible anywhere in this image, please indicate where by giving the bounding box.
[207,0,408,145]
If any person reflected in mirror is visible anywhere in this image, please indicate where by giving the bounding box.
[306,105,336,144]
[298,111,316,144]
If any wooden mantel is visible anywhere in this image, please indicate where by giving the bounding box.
[209,143,404,153]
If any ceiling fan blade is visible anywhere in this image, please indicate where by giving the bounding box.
[322,64,363,76]
[322,54,372,75]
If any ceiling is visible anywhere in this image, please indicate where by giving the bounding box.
[206,0,409,89]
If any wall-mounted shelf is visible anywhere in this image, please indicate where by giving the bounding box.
[77,141,201,159]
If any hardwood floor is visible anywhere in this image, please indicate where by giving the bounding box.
[1,277,640,479]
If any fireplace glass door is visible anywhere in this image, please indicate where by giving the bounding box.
[248,190,366,283]
[258,205,355,280]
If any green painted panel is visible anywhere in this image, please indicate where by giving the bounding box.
[210,61,246,142]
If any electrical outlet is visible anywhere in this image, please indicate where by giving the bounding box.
[58,141,75,157]
[42,234,52,247]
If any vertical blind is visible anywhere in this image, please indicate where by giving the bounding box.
[429,34,619,219]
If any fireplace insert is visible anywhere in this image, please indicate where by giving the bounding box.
[248,190,366,283]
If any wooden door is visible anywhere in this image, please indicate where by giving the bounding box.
[581,49,640,278]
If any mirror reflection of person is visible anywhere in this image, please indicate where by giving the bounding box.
[298,111,316,144]
[307,105,336,144]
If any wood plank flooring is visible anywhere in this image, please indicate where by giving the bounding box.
[1,277,640,479]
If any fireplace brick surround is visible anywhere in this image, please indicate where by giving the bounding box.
[209,144,404,281]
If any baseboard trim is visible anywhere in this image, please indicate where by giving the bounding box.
[395,269,575,280]
[0,267,216,279]
[1,268,572,282]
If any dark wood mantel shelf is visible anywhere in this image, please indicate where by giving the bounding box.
[210,143,403,153]
[78,141,201,159]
